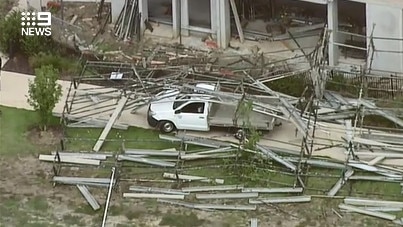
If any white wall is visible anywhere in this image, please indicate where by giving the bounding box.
[366,4,403,73]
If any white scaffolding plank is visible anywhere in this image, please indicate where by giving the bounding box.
[339,204,396,221]
[327,169,354,196]
[249,196,311,204]
[77,185,101,210]
[256,144,296,171]
[195,192,258,200]
[229,0,244,43]
[163,173,224,184]
[39,155,100,166]
[250,218,258,227]
[367,156,386,166]
[123,193,185,200]
[344,197,403,208]
[242,187,303,193]
[129,186,189,195]
[50,152,109,160]
[93,96,128,152]
[181,185,244,192]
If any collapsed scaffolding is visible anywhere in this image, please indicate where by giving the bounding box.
[43,29,403,225]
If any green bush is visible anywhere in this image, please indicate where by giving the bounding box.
[29,52,64,72]
[325,73,360,97]
[0,11,22,54]
[267,74,307,97]
[29,52,79,74]
[21,35,53,56]
[0,10,53,56]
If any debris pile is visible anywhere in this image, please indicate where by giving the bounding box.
[35,29,403,225]
[114,0,142,41]
[339,198,403,225]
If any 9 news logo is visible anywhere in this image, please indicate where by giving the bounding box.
[21,11,52,36]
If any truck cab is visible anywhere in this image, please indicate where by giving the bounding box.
[147,83,218,133]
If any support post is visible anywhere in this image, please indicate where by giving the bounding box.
[327,0,339,66]
[181,0,189,36]
[210,0,218,38]
[111,0,126,23]
[172,0,181,38]
[217,0,230,49]
[139,0,148,34]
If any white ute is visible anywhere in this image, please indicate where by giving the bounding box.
[147,83,279,133]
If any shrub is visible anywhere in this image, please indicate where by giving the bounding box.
[21,35,53,56]
[0,11,23,55]
[29,52,64,72]
[27,65,62,131]
[268,74,307,97]
[29,52,80,75]
[0,10,54,56]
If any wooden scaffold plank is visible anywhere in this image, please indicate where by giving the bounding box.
[93,96,128,152]
[77,185,101,210]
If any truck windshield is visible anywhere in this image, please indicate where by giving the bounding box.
[173,95,191,109]
[173,101,186,109]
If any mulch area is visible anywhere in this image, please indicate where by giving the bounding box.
[2,52,35,75]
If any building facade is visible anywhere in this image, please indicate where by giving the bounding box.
[29,0,403,73]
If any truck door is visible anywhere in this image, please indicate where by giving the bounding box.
[175,102,209,131]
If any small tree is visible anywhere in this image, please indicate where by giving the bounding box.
[27,65,62,131]
[0,11,23,55]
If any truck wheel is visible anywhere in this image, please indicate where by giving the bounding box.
[160,121,175,133]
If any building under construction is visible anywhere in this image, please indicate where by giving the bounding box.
[27,0,403,73]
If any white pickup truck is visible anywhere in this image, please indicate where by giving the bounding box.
[147,84,279,133]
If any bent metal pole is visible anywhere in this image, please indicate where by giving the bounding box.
[101,167,116,227]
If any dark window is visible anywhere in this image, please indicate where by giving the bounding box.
[181,102,205,114]
[173,101,186,109]
[173,96,191,109]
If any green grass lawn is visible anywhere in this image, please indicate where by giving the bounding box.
[0,105,178,154]
[1,105,402,226]
[1,105,402,199]
[0,106,44,155]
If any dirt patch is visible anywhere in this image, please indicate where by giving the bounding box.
[2,52,34,75]
[27,125,64,146]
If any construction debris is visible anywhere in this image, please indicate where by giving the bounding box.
[242,187,303,193]
[123,193,185,200]
[249,196,312,204]
[53,177,115,187]
[129,186,189,195]
[181,185,244,193]
[114,0,142,41]
[338,204,397,221]
[77,185,101,210]
[327,169,354,197]
[39,154,100,166]
[118,155,176,167]
[158,199,257,211]
[195,192,258,200]
[344,197,403,208]
[101,167,117,227]
[250,218,258,227]
[162,173,225,184]
[32,20,403,224]
[93,96,128,152]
